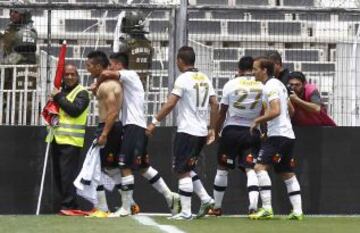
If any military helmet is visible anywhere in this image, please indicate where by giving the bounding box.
[121,11,147,34]
[10,0,31,14]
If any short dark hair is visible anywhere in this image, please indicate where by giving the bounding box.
[177,46,195,65]
[267,51,282,66]
[288,71,306,83]
[64,63,79,77]
[109,52,129,68]
[254,57,275,77]
[86,50,110,69]
[238,56,253,72]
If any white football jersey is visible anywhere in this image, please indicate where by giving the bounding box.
[221,75,264,128]
[118,70,146,128]
[262,78,295,139]
[171,71,216,137]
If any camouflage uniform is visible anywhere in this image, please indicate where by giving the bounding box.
[0,6,38,124]
[1,13,37,65]
[118,33,153,86]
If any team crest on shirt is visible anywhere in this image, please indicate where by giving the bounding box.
[135,156,142,165]
[290,158,296,168]
[246,154,254,164]
[106,153,114,163]
[187,157,197,167]
[272,153,281,163]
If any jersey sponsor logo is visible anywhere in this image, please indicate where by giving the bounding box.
[268,90,278,98]
[191,73,206,81]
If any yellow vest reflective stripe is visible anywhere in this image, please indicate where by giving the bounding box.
[51,84,89,147]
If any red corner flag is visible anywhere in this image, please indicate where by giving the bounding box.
[41,41,67,126]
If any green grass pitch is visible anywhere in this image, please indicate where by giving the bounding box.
[0,215,358,233]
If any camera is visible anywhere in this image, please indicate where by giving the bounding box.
[286,83,295,95]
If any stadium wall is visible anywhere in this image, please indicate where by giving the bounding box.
[0,126,359,215]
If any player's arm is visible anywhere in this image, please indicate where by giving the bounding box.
[146,94,180,136]
[98,70,121,87]
[97,83,121,145]
[250,99,280,134]
[207,96,219,144]
[214,103,228,139]
[288,99,295,117]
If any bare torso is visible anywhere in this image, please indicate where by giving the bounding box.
[96,80,123,122]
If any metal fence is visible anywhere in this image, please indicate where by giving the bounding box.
[1,2,360,126]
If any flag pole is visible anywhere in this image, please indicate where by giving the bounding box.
[36,127,53,215]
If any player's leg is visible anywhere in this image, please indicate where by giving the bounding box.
[275,138,303,220]
[141,165,180,215]
[139,132,180,215]
[190,170,214,218]
[245,167,259,214]
[249,137,278,220]
[169,133,195,220]
[243,128,261,214]
[117,125,137,216]
[211,166,228,216]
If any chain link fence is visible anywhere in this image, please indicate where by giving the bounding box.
[1,1,360,126]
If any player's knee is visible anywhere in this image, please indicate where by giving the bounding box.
[121,168,133,176]
[254,163,267,172]
[280,172,295,180]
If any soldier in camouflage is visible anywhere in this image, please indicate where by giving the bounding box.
[0,1,38,124]
[117,11,153,87]
[0,2,37,65]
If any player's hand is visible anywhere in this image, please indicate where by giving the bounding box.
[146,123,156,136]
[250,121,259,136]
[97,133,107,146]
[88,82,97,96]
[206,129,215,145]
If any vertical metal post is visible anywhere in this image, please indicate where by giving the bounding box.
[46,1,52,98]
[168,0,187,126]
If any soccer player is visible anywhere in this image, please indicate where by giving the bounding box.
[84,50,123,217]
[98,52,180,217]
[249,57,303,220]
[209,56,262,216]
[147,46,219,220]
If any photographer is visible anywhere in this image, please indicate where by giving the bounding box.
[287,71,336,126]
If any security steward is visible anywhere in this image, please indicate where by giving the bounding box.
[46,64,90,213]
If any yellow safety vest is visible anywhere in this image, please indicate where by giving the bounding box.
[47,84,89,147]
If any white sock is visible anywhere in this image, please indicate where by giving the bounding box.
[96,186,109,212]
[178,177,193,216]
[121,175,134,211]
[213,169,228,209]
[284,176,303,215]
[246,169,259,211]
[112,170,123,195]
[190,171,212,203]
[257,170,272,210]
[142,166,172,204]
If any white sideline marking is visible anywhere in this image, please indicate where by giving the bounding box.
[132,215,186,233]
[136,213,360,218]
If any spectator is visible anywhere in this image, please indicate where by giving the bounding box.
[267,51,289,85]
[46,64,90,213]
[288,71,336,126]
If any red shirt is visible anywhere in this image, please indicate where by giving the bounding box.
[292,84,336,126]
